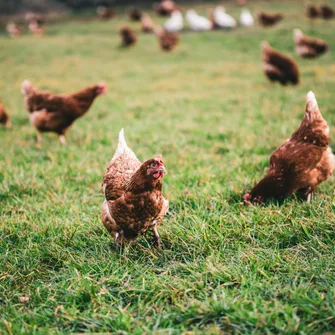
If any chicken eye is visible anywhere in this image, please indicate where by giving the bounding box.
[152,162,157,167]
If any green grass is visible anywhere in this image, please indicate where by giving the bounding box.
[1,1,335,334]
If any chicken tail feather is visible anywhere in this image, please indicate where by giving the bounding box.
[305,91,321,121]
[111,128,138,162]
[293,28,303,43]
[21,80,33,96]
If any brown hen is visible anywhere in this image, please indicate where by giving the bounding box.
[155,27,179,51]
[21,80,106,145]
[6,23,23,38]
[141,14,155,33]
[0,102,10,127]
[102,129,169,246]
[244,91,335,204]
[257,11,283,27]
[294,29,329,58]
[128,8,142,21]
[97,6,115,20]
[306,5,320,19]
[120,26,137,47]
[154,0,178,16]
[261,41,300,86]
[320,5,335,19]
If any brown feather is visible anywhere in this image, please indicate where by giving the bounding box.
[306,5,320,19]
[120,26,137,47]
[0,102,10,127]
[294,29,329,58]
[128,8,142,21]
[257,11,283,27]
[321,5,335,19]
[154,0,179,16]
[102,137,168,244]
[22,81,105,135]
[246,92,335,203]
[261,41,300,85]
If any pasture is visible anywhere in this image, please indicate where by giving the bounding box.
[1,0,335,333]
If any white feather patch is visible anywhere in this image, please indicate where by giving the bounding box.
[111,128,138,162]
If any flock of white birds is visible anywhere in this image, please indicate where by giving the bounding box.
[164,6,254,32]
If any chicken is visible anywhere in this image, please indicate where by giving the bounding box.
[211,6,237,29]
[306,5,320,19]
[155,27,179,51]
[141,14,155,33]
[257,11,283,27]
[0,102,10,128]
[164,10,183,32]
[101,128,169,246]
[294,29,329,58]
[6,23,23,38]
[239,8,254,27]
[154,0,178,16]
[120,26,137,47]
[186,9,213,31]
[320,5,335,19]
[261,41,300,86]
[244,91,335,204]
[28,19,45,36]
[97,6,115,20]
[21,80,106,145]
[128,8,142,21]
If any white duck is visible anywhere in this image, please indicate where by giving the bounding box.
[239,8,254,27]
[163,10,183,32]
[186,9,213,31]
[213,6,237,29]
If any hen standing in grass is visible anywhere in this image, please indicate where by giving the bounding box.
[102,129,169,246]
[154,27,179,51]
[128,8,142,21]
[244,91,335,204]
[306,5,319,19]
[154,0,178,16]
[97,6,114,20]
[261,41,300,85]
[294,29,329,58]
[21,80,106,145]
[257,11,283,27]
[141,14,155,33]
[120,26,137,47]
[320,5,335,19]
[0,102,10,127]
[6,23,23,38]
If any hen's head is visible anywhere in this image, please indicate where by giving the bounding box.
[95,82,107,96]
[243,193,263,205]
[128,155,166,192]
[143,155,167,180]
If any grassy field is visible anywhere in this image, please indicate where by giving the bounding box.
[1,1,335,334]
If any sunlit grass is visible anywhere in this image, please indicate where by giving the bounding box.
[1,1,335,334]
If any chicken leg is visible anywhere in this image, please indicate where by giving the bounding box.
[59,135,66,145]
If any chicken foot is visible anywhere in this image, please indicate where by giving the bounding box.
[36,132,42,148]
[152,224,163,247]
[59,135,66,145]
